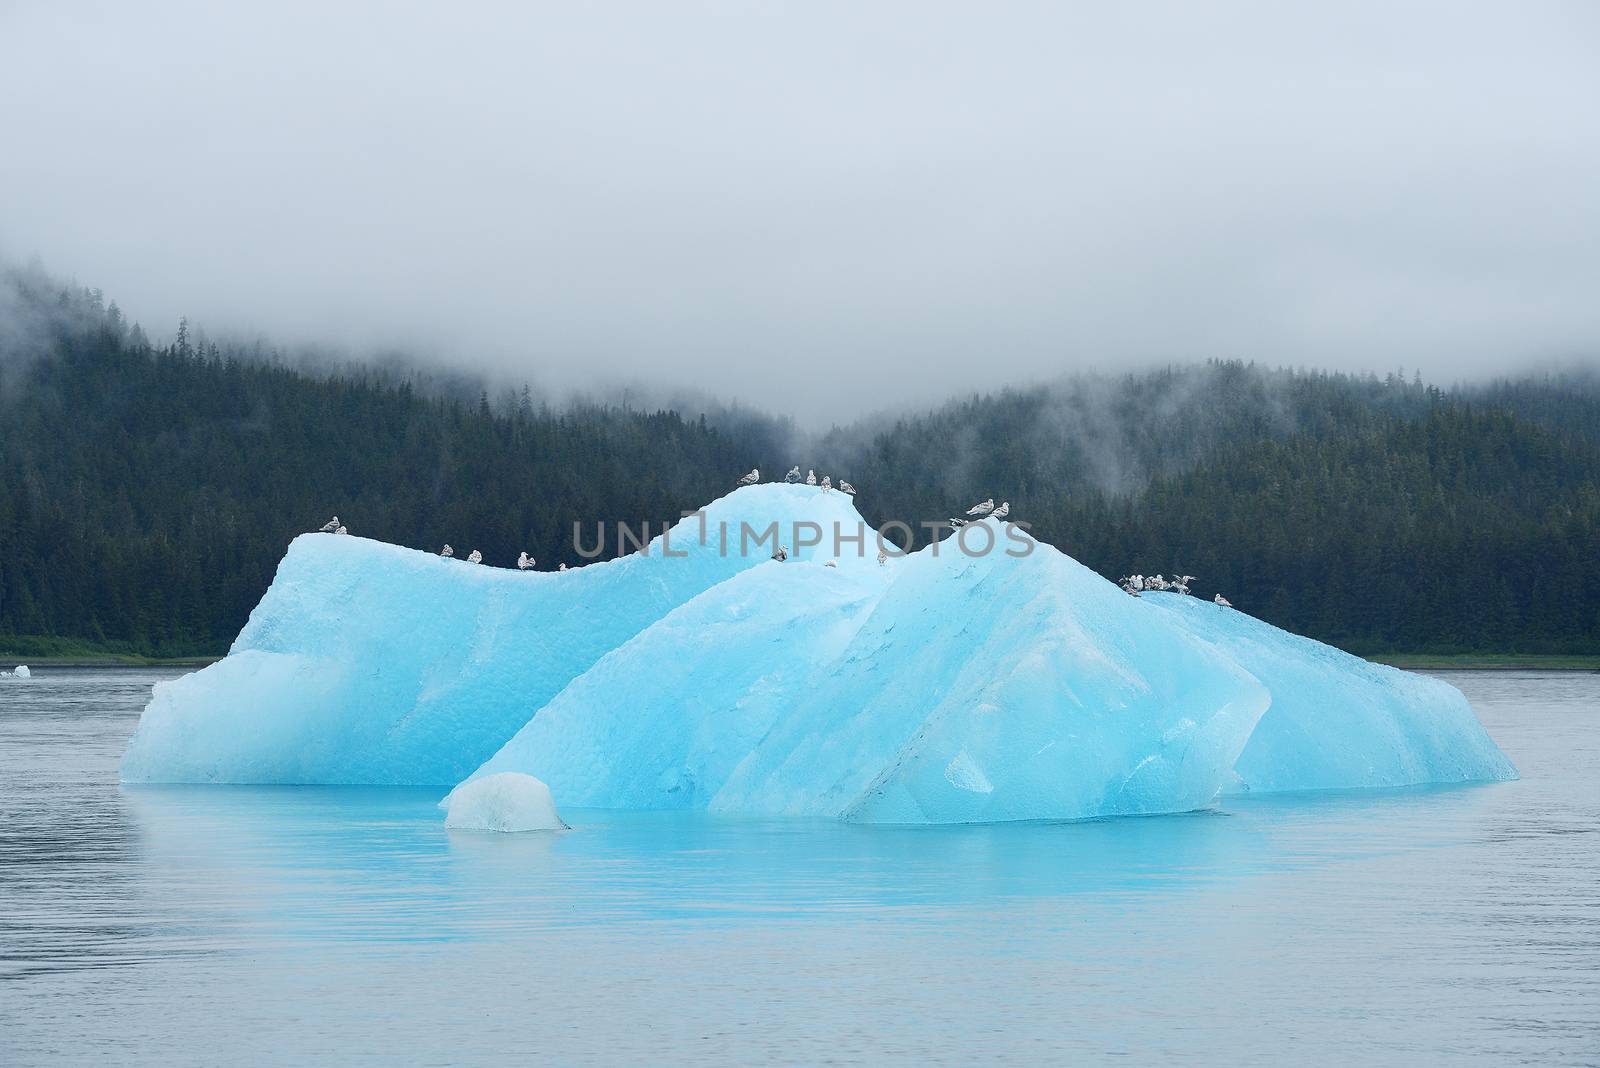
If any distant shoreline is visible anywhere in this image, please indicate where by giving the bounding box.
[1368,654,1600,671]
[0,655,221,669]
[3,652,1595,671]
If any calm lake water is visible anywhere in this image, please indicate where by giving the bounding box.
[1,669,1595,1065]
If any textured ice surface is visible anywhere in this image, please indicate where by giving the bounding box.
[1141,593,1518,792]
[124,484,1516,820]
[467,520,1273,822]
[466,558,893,811]
[443,772,566,832]
[122,484,868,784]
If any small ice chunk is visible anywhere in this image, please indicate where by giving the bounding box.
[444,772,567,832]
[10,665,28,679]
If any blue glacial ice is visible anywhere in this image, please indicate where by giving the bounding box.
[123,483,1517,822]
[1140,593,1518,792]
[122,485,867,785]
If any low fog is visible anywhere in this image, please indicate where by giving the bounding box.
[2,1,1598,424]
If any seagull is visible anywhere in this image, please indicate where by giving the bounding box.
[558,563,568,572]
[948,517,968,530]
[784,466,802,484]
[806,470,817,486]
[839,481,856,495]
[318,516,340,533]
[1173,574,1195,595]
[991,502,1010,520]
[1214,594,1232,607]
[736,468,760,487]
[966,499,994,517]
[824,560,837,568]
[821,475,832,492]
[440,544,454,557]
[877,548,888,566]
[467,549,483,564]
[772,545,789,561]
[517,552,535,570]
[335,525,348,535]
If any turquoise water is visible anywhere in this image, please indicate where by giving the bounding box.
[2,669,1596,1065]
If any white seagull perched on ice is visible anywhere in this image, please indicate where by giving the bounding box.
[1214,593,1233,607]
[820,475,832,492]
[318,516,340,533]
[772,545,789,561]
[991,502,1010,520]
[335,525,348,535]
[440,544,453,557]
[839,481,856,495]
[517,552,535,570]
[558,563,568,572]
[806,469,817,486]
[467,549,483,564]
[736,468,760,487]
[784,466,801,483]
[877,548,888,566]
[966,499,994,517]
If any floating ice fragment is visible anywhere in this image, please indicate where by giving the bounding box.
[443,772,567,832]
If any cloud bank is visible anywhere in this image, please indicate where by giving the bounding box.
[2,1,1597,423]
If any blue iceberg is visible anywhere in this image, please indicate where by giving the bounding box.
[121,485,866,785]
[123,484,1516,822]
[1141,594,1517,793]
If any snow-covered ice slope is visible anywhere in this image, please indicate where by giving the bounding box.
[468,520,1273,823]
[1141,593,1517,792]
[122,485,868,785]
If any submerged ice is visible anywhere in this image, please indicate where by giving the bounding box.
[123,484,1516,822]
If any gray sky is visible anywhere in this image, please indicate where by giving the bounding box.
[2,1,1598,424]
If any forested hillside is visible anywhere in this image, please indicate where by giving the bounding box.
[0,275,753,655]
[2,271,1597,657]
[816,366,1600,655]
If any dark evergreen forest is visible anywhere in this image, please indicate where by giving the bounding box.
[2,271,1597,657]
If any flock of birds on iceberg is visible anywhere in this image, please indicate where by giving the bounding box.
[312,469,1233,605]
[1119,571,1233,606]
[322,520,554,573]
[743,466,859,496]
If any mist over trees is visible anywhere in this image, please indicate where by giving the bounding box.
[1,270,1597,657]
